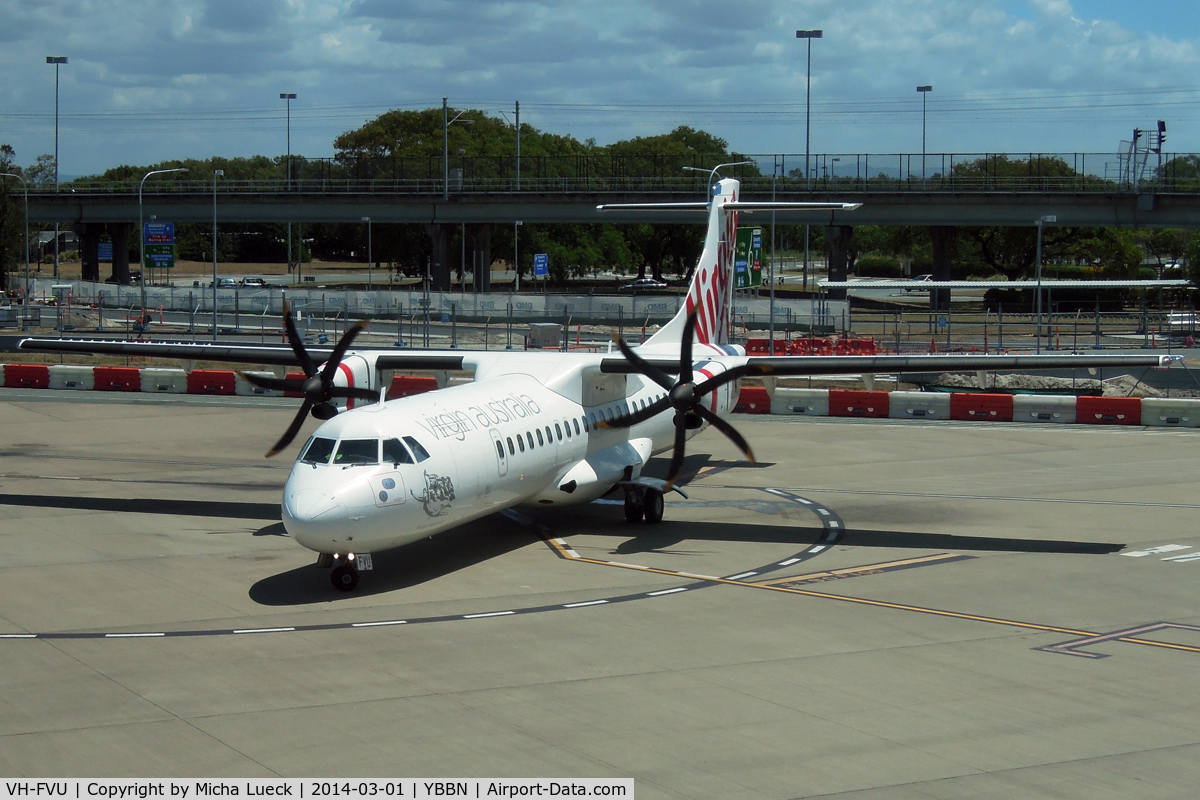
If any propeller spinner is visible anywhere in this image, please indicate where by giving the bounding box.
[600,310,755,488]
[239,302,378,457]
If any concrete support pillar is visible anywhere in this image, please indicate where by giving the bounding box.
[108,223,133,285]
[75,223,102,283]
[423,223,451,291]
[469,223,494,293]
[929,226,955,311]
[823,225,852,301]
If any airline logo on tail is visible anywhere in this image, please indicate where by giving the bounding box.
[688,186,737,345]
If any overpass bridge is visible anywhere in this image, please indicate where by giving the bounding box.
[11,151,1200,295]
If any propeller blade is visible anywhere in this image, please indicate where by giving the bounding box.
[598,396,670,429]
[265,398,315,458]
[321,318,370,383]
[693,364,752,398]
[330,385,380,402]
[679,308,698,385]
[694,405,756,464]
[236,371,305,393]
[662,413,690,490]
[614,334,675,391]
[281,301,317,378]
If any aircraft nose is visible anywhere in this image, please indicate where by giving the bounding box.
[283,488,344,550]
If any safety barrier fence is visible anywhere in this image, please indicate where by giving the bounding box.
[5,363,1194,428]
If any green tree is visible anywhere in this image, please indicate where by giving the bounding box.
[0,144,23,293]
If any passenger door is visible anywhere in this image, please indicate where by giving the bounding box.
[489,428,508,477]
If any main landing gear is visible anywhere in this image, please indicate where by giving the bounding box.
[624,487,664,525]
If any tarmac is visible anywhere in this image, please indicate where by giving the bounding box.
[2,390,1200,798]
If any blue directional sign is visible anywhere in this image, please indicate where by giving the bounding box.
[143,222,175,244]
[98,242,113,262]
[533,253,549,277]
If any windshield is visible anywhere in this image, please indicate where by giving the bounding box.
[382,438,414,465]
[300,437,336,465]
[333,438,379,465]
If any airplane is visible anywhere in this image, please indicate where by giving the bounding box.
[19,171,1176,591]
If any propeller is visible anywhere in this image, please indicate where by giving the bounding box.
[601,309,755,489]
[239,302,379,457]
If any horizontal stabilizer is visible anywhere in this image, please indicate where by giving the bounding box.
[725,201,862,212]
[596,202,709,211]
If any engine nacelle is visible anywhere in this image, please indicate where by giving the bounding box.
[324,354,374,411]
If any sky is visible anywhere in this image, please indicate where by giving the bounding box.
[2,0,1200,177]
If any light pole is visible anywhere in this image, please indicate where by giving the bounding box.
[796,30,821,292]
[139,167,188,315]
[362,216,372,290]
[917,85,932,184]
[280,92,296,283]
[212,169,224,340]
[1035,214,1056,354]
[442,97,472,200]
[0,172,29,310]
[46,56,67,279]
[514,220,523,292]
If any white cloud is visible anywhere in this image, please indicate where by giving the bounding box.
[0,0,1197,173]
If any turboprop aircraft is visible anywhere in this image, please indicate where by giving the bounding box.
[20,172,1176,591]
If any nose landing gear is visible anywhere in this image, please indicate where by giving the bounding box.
[319,552,371,592]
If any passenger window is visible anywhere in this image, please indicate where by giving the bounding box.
[545,426,553,443]
[382,438,414,465]
[582,416,589,432]
[403,436,430,462]
[526,432,534,449]
[555,423,563,441]
[605,408,614,422]
[300,436,336,465]
[573,418,580,436]
[536,428,544,446]
[507,437,515,456]
[563,420,571,439]
[495,440,504,459]
[517,436,525,453]
[334,438,379,465]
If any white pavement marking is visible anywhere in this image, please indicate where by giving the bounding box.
[0,634,37,639]
[351,620,408,628]
[779,558,801,566]
[564,600,609,608]
[464,611,514,619]
[677,572,719,580]
[1122,544,1191,558]
[610,562,650,570]
[809,545,826,553]
[104,632,165,638]
[726,571,758,580]
[233,627,295,634]
[565,549,581,558]
[1162,553,1200,563]
[648,587,688,596]
[818,509,831,516]
[827,521,840,528]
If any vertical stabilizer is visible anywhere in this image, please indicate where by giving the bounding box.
[645,178,739,349]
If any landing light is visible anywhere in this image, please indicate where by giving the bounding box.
[347,552,355,561]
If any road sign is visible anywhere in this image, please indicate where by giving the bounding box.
[937,316,948,328]
[143,244,175,270]
[533,253,549,277]
[98,242,113,262]
[143,222,175,244]
[734,227,763,289]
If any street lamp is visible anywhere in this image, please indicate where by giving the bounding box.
[917,85,932,184]
[1035,214,1057,354]
[212,169,224,341]
[514,220,523,293]
[442,97,472,200]
[139,167,188,315]
[362,216,372,290]
[46,56,67,279]
[0,172,29,312]
[796,30,822,292]
[280,93,296,283]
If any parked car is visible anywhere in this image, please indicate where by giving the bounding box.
[903,274,934,292]
[619,277,669,292]
[240,276,268,287]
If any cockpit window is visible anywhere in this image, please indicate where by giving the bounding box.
[334,438,379,465]
[403,436,431,463]
[382,438,414,465]
[300,437,336,464]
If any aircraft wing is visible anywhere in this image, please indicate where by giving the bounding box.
[600,352,1177,376]
[17,338,467,371]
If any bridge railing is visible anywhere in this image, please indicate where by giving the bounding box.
[39,152,1200,195]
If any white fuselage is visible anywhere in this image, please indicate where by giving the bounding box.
[281,349,739,556]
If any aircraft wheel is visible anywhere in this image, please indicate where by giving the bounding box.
[331,565,359,592]
[643,489,664,524]
[624,491,644,524]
